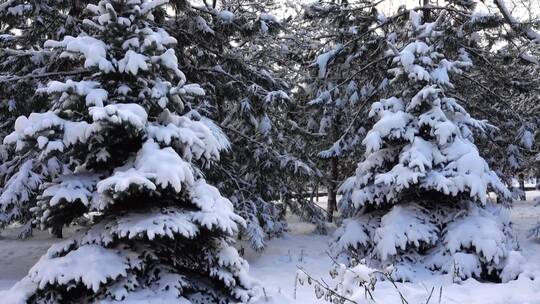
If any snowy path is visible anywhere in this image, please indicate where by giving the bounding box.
[0,227,80,291]
[2,197,540,303]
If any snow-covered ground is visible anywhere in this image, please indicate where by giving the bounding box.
[247,193,540,304]
[0,226,81,291]
[2,193,540,303]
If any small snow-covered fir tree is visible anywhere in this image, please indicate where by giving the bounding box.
[1,0,254,302]
[334,10,522,282]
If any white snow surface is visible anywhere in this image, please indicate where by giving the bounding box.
[2,193,540,303]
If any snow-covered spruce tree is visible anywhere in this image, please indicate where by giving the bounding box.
[1,0,254,302]
[333,10,522,282]
[164,1,320,249]
[0,0,93,237]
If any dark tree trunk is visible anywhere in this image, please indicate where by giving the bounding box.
[327,112,341,222]
[519,173,526,200]
[69,0,84,16]
[315,181,319,203]
[423,0,431,20]
[327,156,338,222]
[51,225,63,239]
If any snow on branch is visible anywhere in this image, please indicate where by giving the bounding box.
[494,0,540,43]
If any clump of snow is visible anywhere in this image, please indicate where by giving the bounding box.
[314,45,343,79]
[260,12,279,23]
[111,208,199,240]
[43,80,108,107]
[0,160,41,225]
[96,140,194,204]
[3,112,91,153]
[118,50,148,75]
[333,217,372,251]
[151,48,185,79]
[445,204,511,264]
[178,83,205,96]
[29,244,139,293]
[500,250,526,283]
[374,204,438,261]
[333,262,377,300]
[40,174,98,207]
[44,36,114,72]
[90,103,148,131]
[189,180,245,235]
[141,27,178,51]
[159,109,227,162]
[218,10,235,24]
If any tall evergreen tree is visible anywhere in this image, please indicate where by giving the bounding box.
[292,1,388,222]
[333,9,522,282]
[165,1,320,249]
[1,0,254,302]
[442,0,540,195]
